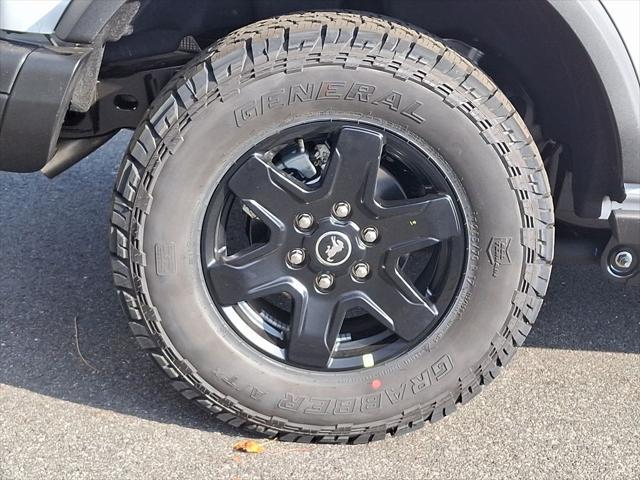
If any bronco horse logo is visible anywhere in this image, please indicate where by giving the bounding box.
[324,235,345,262]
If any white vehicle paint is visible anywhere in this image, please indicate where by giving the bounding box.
[602,0,640,76]
[0,0,71,34]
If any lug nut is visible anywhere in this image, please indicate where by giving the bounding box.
[361,226,379,244]
[295,213,314,230]
[315,273,335,291]
[332,201,351,219]
[287,248,306,267]
[613,250,634,270]
[352,262,371,280]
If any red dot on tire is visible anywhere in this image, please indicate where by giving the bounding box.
[371,379,382,390]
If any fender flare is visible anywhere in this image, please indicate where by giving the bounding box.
[548,0,639,188]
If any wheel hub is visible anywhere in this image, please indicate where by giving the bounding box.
[314,229,353,266]
[301,219,363,276]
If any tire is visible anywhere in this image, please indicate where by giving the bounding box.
[111,12,554,443]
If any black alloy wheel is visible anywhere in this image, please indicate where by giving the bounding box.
[203,123,466,370]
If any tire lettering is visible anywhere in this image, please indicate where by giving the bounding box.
[410,369,431,394]
[155,243,176,276]
[384,383,407,404]
[234,100,260,127]
[275,355,454,415]
[211,370,268,400]
[361,393,381,412]
[304,397,331,415]
[373,90,402,111]
[401,101,426,123]
[333,398,356,414]
[289,82,316,103]
[277,392,305,411]
[345,82,376,102]
[317,80,347,100]
[431,354,454,381]
[261,88,287,112]
[233,81,427,127]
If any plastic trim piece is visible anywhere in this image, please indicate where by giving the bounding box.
[549,0,640,185]
[0,41,34,93]
[54,0,130,43]
[41,131,117,177]
[0,38,91,172]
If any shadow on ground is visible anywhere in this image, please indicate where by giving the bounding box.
[1,133,638,432]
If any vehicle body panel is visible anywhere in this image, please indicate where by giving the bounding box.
[0,0,71,34]
[602,0,640,77]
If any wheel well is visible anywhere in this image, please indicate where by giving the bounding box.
[74,0,624,219]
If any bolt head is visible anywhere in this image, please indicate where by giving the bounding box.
[352,262,371,280]
[287,248,306,266]
[315,273,334,290]
[295,213,314,230]
[614,250,633,270]
[332,201,351,219]
[361,226,379,244]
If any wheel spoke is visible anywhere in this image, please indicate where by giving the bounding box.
[228,154,309,218]
[207,246,290,305]
[318,127,384,203]
[287,293,347,368]
[412,245,441,294]
[378,193,461,250]
[360,275,438,341]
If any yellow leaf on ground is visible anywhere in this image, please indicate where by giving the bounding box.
[232,440,265,453]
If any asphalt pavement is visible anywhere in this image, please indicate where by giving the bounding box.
[1,132,638,479]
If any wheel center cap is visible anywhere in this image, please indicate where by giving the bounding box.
[315,231,352,266]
